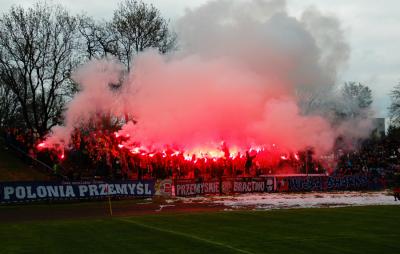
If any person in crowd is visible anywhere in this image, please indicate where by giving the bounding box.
[394,187,400,201]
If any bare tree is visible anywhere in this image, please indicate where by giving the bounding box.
[111,0,176,69]
[78,16,118,60]
[0,75,20,128]
[334,82,373,119]
[389,82,400,124]
[0,2,81,136]
[297,86,333,116]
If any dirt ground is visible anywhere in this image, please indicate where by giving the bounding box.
[0,198,226,222]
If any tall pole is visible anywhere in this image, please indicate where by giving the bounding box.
[106,184,113,217]
[306,151,309,176]
[108,195,113,217]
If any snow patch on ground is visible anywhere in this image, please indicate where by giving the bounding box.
[178,191,399,210]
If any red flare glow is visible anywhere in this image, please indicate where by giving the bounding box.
[130,147,140,154]
[119,143,267,164]
[37,142,46,149]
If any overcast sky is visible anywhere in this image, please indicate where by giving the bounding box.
[1,0,399,117]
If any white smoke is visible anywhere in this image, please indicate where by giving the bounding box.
[46,0,373,156]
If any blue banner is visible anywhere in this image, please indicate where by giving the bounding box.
[288,176,325,192]
[276,175,383,192]
[327,175,369,191]
[0,180,155,203]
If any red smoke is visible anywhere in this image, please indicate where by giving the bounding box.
[45,0,355,166]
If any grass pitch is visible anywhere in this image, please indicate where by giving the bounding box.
[0,205,399,254]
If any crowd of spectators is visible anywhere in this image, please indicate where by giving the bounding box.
[2,127,400,183]
[64,128,269,180]
[332,136,400,187]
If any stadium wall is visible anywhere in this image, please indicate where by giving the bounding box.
[0,175,385,203]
